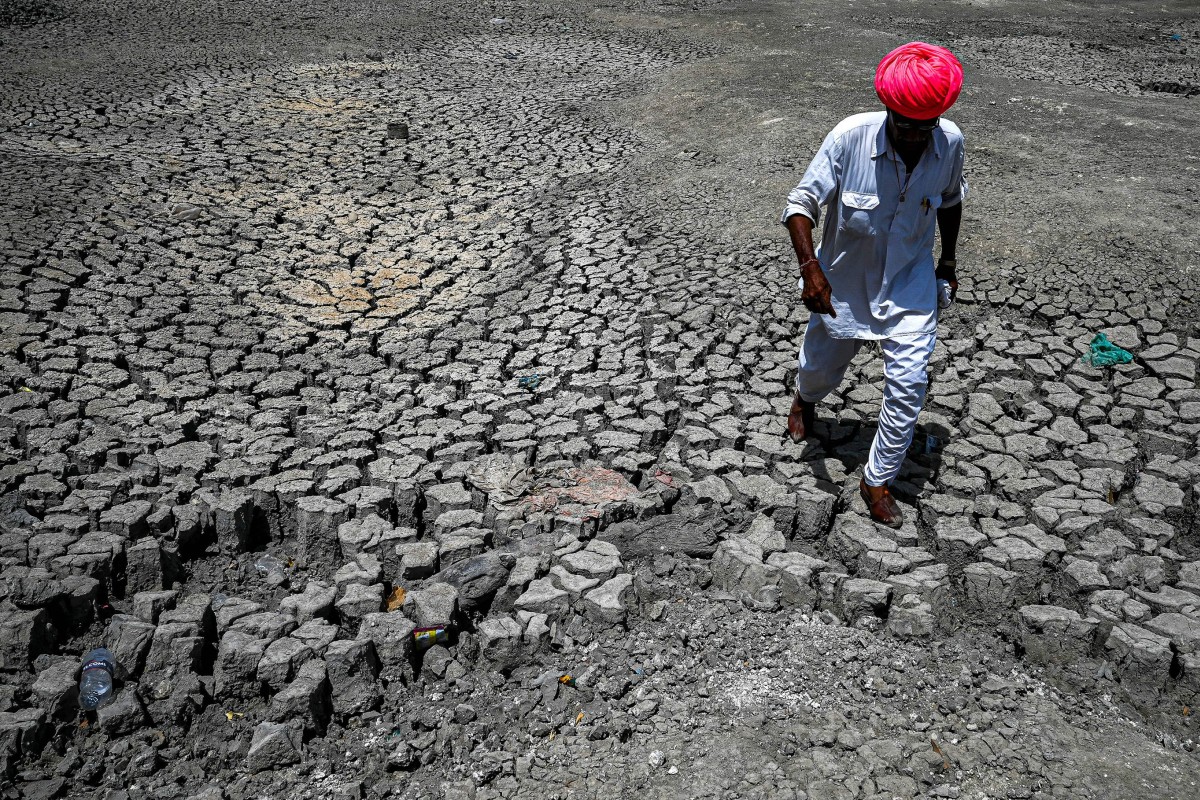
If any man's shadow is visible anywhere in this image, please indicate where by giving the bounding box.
[797,417,951,502]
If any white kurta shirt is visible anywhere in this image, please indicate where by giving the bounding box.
[782,111,967,340]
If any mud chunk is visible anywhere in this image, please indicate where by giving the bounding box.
[599,509,729,558]
[357,612,416,680]
[291,619,338,655]
[202,491,255,552]
[99,500,151,538]
[559,545,622,581]
[404,582,458,627]
[32,660,78,719]
[886,594,935,639]
[835,578,892,623]
[423,482,474,518]
[1144,613,1200,654]
[228,611,297,643]
[712,538,772,596]
[325,639,382,719]
[268,659,330,734]
[156,441,216,476]
[736,514,786,555]
[96,686,149,735]
[279,581,336,624]
[125,537,167,594]
[431,552,513,611]
[247,721,302,772]
[582,573,635,625]
[215,631,269,700]
[104,615,155,678]
[1061,559,1110,594]
[336,583,384,622]
[765,552,825,610]
[514,578,570,619]
[1104,622,1174,687]
[0,708,49,764]
[396,541,439,580]
[144,623,204,673]
[478,616,525,669]
[1018,605,1097,665]
[132,589,178,624]
[296,496,349,569]
[0,609,53,670]
[258,637,315,692]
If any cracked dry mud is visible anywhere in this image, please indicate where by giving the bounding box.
[2,0,1199,799]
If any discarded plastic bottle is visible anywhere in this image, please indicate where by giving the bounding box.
[253,554,288,587]
[79,648,116,711]
[937,279,953,310]
[910,432,942,456]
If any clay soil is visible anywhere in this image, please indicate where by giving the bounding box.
[2,1,1199,799]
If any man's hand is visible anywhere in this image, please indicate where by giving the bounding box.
[935,201,962,302]
[786,214,837,318]
[801,263,837,317]
[936,257,958,302]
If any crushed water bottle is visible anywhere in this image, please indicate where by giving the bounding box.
[937,279,953,310]
[253,554,289,587]
[78,647,116,710]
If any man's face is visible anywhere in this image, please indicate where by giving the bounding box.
[887,110,939,145]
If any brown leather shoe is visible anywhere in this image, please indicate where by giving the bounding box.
[859,478,903,528]
[786,392,816,443]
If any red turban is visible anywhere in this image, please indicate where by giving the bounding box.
[874,42,963,120]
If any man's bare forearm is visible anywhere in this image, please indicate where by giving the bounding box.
[936,201,961,263]
[786,214,819,273]
[935,201,962,299]
[786,213,836,317]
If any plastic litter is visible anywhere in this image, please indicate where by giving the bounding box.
[937,279,953,310]
[911,432,941,455]
[464,455,640,517]
[413,625,450,650]
[517,374,543,391]
[558,674,575,687]
[253,554,289,587]
[1081,333,1133,367]
[385,586,407,612]
[169,203,203,222]
[930,738,951,771]
[78,648,117,711]
[464,455,537,506]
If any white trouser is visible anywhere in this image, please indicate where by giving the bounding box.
[795,316,935,487]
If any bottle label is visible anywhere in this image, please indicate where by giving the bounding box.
[82,659,112,675]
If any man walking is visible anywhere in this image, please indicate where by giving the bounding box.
[781,42,966,528]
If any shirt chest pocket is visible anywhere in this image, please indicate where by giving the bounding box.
[839,191,880,237]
